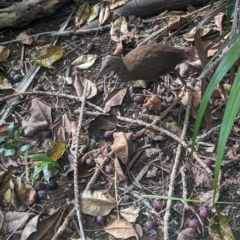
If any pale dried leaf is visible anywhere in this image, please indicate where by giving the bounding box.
[109,0,129,9]
[0,46,10,62]
[110,16,129,42]
[99,3,110,26]
[183,26,211,42]
[17,30,33,45]
[87,3,99,23]
[21,215,40,240]
[71,54,98,69]
[75,2,90,26]
[120,206,140,223]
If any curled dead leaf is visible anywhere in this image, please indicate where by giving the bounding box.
[75,2,90,26]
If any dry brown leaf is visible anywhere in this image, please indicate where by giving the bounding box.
[17,30,33,45]
[11,177,36,211]
[73,75,98,100]
[88,114,118,130]
[143,94,161,114]
[0,46,10,62]
[71,54,98,69]
[75,2,90,26]
[167,16,188,31]
[105,219,138,239]
[28,206,64,240]
[177,228,198,240]
[21,98,52,136]
[113,157,125,182]
[183,26,211,42]
[21,215,40,240]
[80,190,116,216]
[191,166,213,189]
[111,132,135,165]
[104,88,127,112]
[214,13,225,34]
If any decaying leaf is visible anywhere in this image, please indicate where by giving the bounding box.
[21,215,40,240]
[143,94,161,114]
[110,16,129,42]
[111,132,135,165]
[71,54,98,69]
[29,44,63,68]
[88,114,118,130]
[209,213,234,240]
[46,140,66,161]
[11,177,36,211]
[0,46,10,62]
[104,88,127,112]
[16,30,33,45]
[161,121,182,138]
[80,190,116,216]
[75,2,90,26]
[87,3,99,23]
[105,219,138,239]
[194,189,220,208]
[21,99,52,136]
[191,165,213,188]
[99,3,110,26]
[177,228,198,240]
[73,75,98,100]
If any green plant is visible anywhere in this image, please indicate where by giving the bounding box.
[28,154,60,183]
[0,122,32,157]
[192,36,240,201]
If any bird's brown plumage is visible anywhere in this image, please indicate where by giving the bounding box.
[96,44,195,92]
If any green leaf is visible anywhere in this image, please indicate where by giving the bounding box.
[19,144,32,153]
[213,67,240,199]
[192,38,240,151]
[3,149,16,157]
[43,164,50,183]
[14,130,21,139]
[28,154,60,168]
[3,142,15,149]
[7,122,14,136]
[30,164,46,181]
[0,136,5,143]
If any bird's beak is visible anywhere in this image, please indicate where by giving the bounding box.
[96,67,105,80]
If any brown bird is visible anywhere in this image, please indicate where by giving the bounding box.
[96,44,195,92]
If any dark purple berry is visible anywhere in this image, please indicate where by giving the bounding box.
[188,219,199,228]
[71,70,80,79]
[104,131,113,140]
[142,108,149,114]
[134,95,145,104]
[40,129,52,138]
[87,43,95,52]
[204,158,214,167]
[48,180,58,190]
[129,85,141,94]
[199,207,210,218]
[153,25,160,32]
[144,220,155,231]
[13,74,23,82]
[37,190,47,200]
[232,147,240,157]
[34,85,45,91]
[104,165,114,174]
[86,157,96,168]
[96,215,106,226]
[172,107,181,117]
[35,181,44,191]
[152,200,163,212]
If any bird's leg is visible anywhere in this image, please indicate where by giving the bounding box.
[152,82,158,94]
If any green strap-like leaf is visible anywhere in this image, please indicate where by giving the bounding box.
[192,39,240,150]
